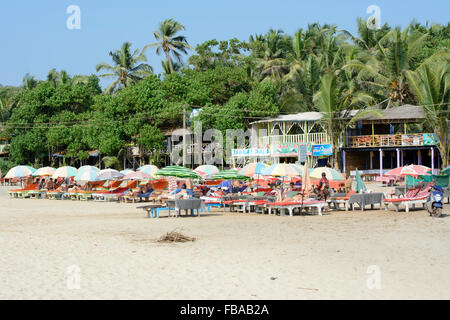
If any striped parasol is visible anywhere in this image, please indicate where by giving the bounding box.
[52,166,78,179]
[385,165,431,177]
[33,167,55,177]
[310,167,344,181]
[262,163,302,177]
[74,169,99,182]
[138,165,159,177]
[155,166,200,179]
[120,169,134,175]
[123,171,151,180]
[78,165,100,174]
[4,165,36,179]
[96,169,124,181]
[167,177,178,193]
[211,169,251,180]
[240,163,268,178]
[194,165,220,177]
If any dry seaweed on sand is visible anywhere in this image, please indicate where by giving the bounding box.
[157,230,196,243]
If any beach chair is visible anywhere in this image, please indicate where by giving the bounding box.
[327,190,357,210]
[266,200,328,216]
[383,188,430,212]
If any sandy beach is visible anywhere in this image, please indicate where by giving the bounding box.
[1,184,449,300]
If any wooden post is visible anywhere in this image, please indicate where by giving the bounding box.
[379,148,383,176]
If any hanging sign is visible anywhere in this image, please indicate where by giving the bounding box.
[312,144,333,156]
[271,143,312,157]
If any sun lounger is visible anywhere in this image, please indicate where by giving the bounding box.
[327,190,357,210]
[47,191,65,200]
[383,188,430,212]
[267,200,328,216]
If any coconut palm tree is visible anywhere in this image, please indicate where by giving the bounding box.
[144,18,193,74]
[254,29,292,82]
[161,59,181,76]
[344,26,428,107]
[22,73,38,90]
[313,72,380,169]
[406,56,450,168]
[96,42,153,94]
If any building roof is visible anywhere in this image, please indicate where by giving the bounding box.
[250,105,425,125]
[251,112,324,124]
[358,105,425,123]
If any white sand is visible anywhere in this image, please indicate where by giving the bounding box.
[0,184,449,300]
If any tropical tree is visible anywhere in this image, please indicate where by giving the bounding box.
[406,57,450,168]
[22,73,38,90]
[161,59,181,75]
[313,72,379,169]
[145,18,193,74]
[96,42,153,94]
[344,26,427,107]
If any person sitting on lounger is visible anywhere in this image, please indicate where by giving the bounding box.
[137,183,153,199]
[46,178,55,191]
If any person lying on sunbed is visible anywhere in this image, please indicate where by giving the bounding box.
[136,183,154,199]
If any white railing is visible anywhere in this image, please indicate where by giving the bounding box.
[258,133,329,146]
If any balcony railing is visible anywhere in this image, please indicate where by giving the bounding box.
[346,133,436,148]
[258,133,329,147]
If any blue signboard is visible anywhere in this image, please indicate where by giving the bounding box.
[312,144,333,156]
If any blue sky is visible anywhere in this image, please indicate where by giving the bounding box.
[1,0,449,88]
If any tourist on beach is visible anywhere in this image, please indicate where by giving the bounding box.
[46,178,55,191]
[345,174,353,193]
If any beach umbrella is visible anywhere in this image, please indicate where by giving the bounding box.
[4,165,36,179]
[74,170,99,182]
[240,163,268,178]
[355,168,367,193]
[262,163,302,177]
[96,169,124,181]
[210,169,251,180]
[385,164,430,177]
[194,165,219,177]
[137,165,159,177]
[52,166,78,179]
[310,167,345,181]
[78,165,100,174]
[123,171,151,180]
[155,166,200,179]
[120,169,134,175]
[33,167,55,177]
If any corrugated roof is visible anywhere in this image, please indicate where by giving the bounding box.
[250,105,425,125]
[251,112,324,124]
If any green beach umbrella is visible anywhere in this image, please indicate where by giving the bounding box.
[211,169,251,180]
[155,166,200,179]
[355,168,367,193]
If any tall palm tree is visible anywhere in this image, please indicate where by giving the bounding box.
[144,18,193,74]
[47,69,72,87]
[313,72,379,169]
[344,26,428,107]
[96,42,153,94]
[161,59,181,76]
[254,29,291,82]
[406,57,450,168]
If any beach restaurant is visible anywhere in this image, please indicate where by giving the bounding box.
[341,105,442,175]
[240,112,332,166]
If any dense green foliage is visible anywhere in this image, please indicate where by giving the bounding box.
[1,18,449,169]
